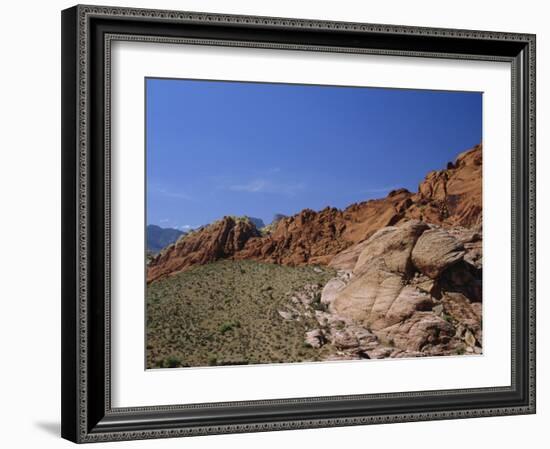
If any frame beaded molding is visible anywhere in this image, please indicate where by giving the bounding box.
[103,32,516,411]
[73,4,536,442]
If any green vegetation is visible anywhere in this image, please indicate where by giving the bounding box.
[219,321,240,334]
[146,260,336,368]
[455,345,466,355]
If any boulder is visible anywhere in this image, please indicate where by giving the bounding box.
[380,286,434,329]
[354,220,429,275]
[277,310,296,321]
[304,329,325,348]
[375,312,455,352]
[331,329,360,349]
[365,347,395,359]
[411,228,465,278]
[320,277,348,306]
[331,259,404,324]
[331,221,431,327]
[328,239,370,271]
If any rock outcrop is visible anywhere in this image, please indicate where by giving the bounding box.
[411,144,482,227]
[411,228,465,279]
[147,216,260,283]
[327,220,482,355]
[271,217,482,359]
[235,207,350,266]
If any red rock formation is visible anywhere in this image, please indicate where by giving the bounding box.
[411,144,482,227]
[148,144,482,282]
[147,216,260,283]
[234,207,349,266]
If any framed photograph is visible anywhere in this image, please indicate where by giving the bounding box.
[61,4,536,443]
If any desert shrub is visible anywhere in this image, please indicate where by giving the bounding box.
[218,360,249,366]
[146,260,337,368]
[311,293,327,312]
[219,321,240,334]
[164,356,181,368]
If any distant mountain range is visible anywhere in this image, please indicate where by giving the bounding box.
[247,217,265,229]
[147,225,185,254]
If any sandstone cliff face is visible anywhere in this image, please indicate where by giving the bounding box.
[148,144,482,283]
[412,144,482,227]
[234,207,349,266]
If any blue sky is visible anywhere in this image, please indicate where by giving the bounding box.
[146,78,481,230]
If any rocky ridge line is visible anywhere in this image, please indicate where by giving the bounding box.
[148,144,482,284]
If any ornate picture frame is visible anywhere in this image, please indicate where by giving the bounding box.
[61,4,536,443]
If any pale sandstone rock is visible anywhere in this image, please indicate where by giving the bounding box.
[391,350,424,359]
[464,329,477,348]
[416,278,437,294]
[331,260,403,325]
[277,310,295,321]
[332,221,430,328]
[321,277,348,306]
[328,239,371,271]
[305,329,325,348]
[380,286,434,329]
[327,218,482,355]
[365,347,395,359]
[347,326,377,345]
[374,312,454,352]
[331,330,360,349]
[354,220,429,275]
[411,228,465,278]
[432,304,444,316]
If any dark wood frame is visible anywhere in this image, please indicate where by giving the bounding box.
[61,4,536,443]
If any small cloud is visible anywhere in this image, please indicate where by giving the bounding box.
[230,179,267,193]
[149,185,194,201]
[229,178,304,196]
[159,218,170,223]
[161,189,194,200]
